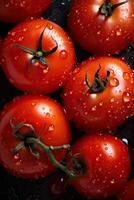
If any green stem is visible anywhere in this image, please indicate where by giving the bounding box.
[26,137,77,179]
[85,66,110,93]
[99,0,128,17]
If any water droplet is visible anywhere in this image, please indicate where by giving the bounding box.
[98,167,102,172]
[73,68,80,74]
[110,179,115,184]
[110,97,115,103]
[35,25,41,29]
[23,28,27,32]
[43,68,49,74]
[97,31,101,35]
[16,160,22,166]
[116,29,122,36]
[92,105,97,111]
[110,78,119,87]
[122,92,131,103]
[99,102,103,106]
[48,124,55,131]
[14,154,20,160]
[31,102,36,106]
[14,56,19,61]
[1,58,5,63]
[48,25,53,30]
[84,111,88,116]
[96,157,99,161]
[60,50,68,59]
[69,91,73,95]
[5,3,10,7]
[11,32,16,36]
[18,36,24,41]
[123,72,130,80]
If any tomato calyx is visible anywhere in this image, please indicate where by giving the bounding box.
[99,0,128,17]
[14,27,58,66]
[85,65,110,93]
[68,151,86,176]
[10,118,79,179]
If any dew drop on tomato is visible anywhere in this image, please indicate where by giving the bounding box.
[35,25,41,29]
[11,32,16,36]
[14,154,20,160]
[60,50,68,59]
[122,92,132,102]
[110,78,119,87]
[43,68,49,74]
[48,124,55,132]
[18,36,24,41]
[23,28,28,32]
[51,174,68,195]
[31,102,36,106]
[110,97,115,103]
[116,30,122,36]
[1,58,5,63]
[48,25,53,30]
[123,72,130,80]
[92,105,97,111]
[14,56,19,61]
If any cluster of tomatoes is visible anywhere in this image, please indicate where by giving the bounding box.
[1,0,134,200]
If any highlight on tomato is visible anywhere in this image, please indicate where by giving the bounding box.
[0,95,71,179]
[1,18,76,94]
[63,56,134,131]
[68,0,134,55]
[0,0,51,23]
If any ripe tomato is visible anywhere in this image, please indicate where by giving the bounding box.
[68,0,134,55]
[69,134,131,199]
[117,179,134,200]
[1,18,75,94]
[0,36,2,65]
[0,0,51,23]
[63,57,134,131]
[0,95,71,179]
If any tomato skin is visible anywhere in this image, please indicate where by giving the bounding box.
[0,36,2,65]
[63,57,134,131]
[1,18,75,94]
[68,0,134,55]
[0,95,71,179]
[69,134,131,199]
[117,179,134,200]
[0,0,51,23]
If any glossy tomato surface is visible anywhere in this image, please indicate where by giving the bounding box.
[117,179,134,200]
[68,0,134,55]
[69,134,131,199]
[0,0,51,23]
[1,18,75,94]
[0,95,71,179]
[63,57,134,131]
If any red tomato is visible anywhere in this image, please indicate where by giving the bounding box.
[0,95,71,179]
[68,0,134,55]
[1,18,75,94]
[63,57,134,131]
[69,134,131,199]
[0,0,51,23]
[0,36,2,65]
[117,179,134,200]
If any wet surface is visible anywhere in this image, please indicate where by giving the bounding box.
[0,0,134,200]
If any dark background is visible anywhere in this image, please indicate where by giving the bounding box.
[0,0,134,199]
